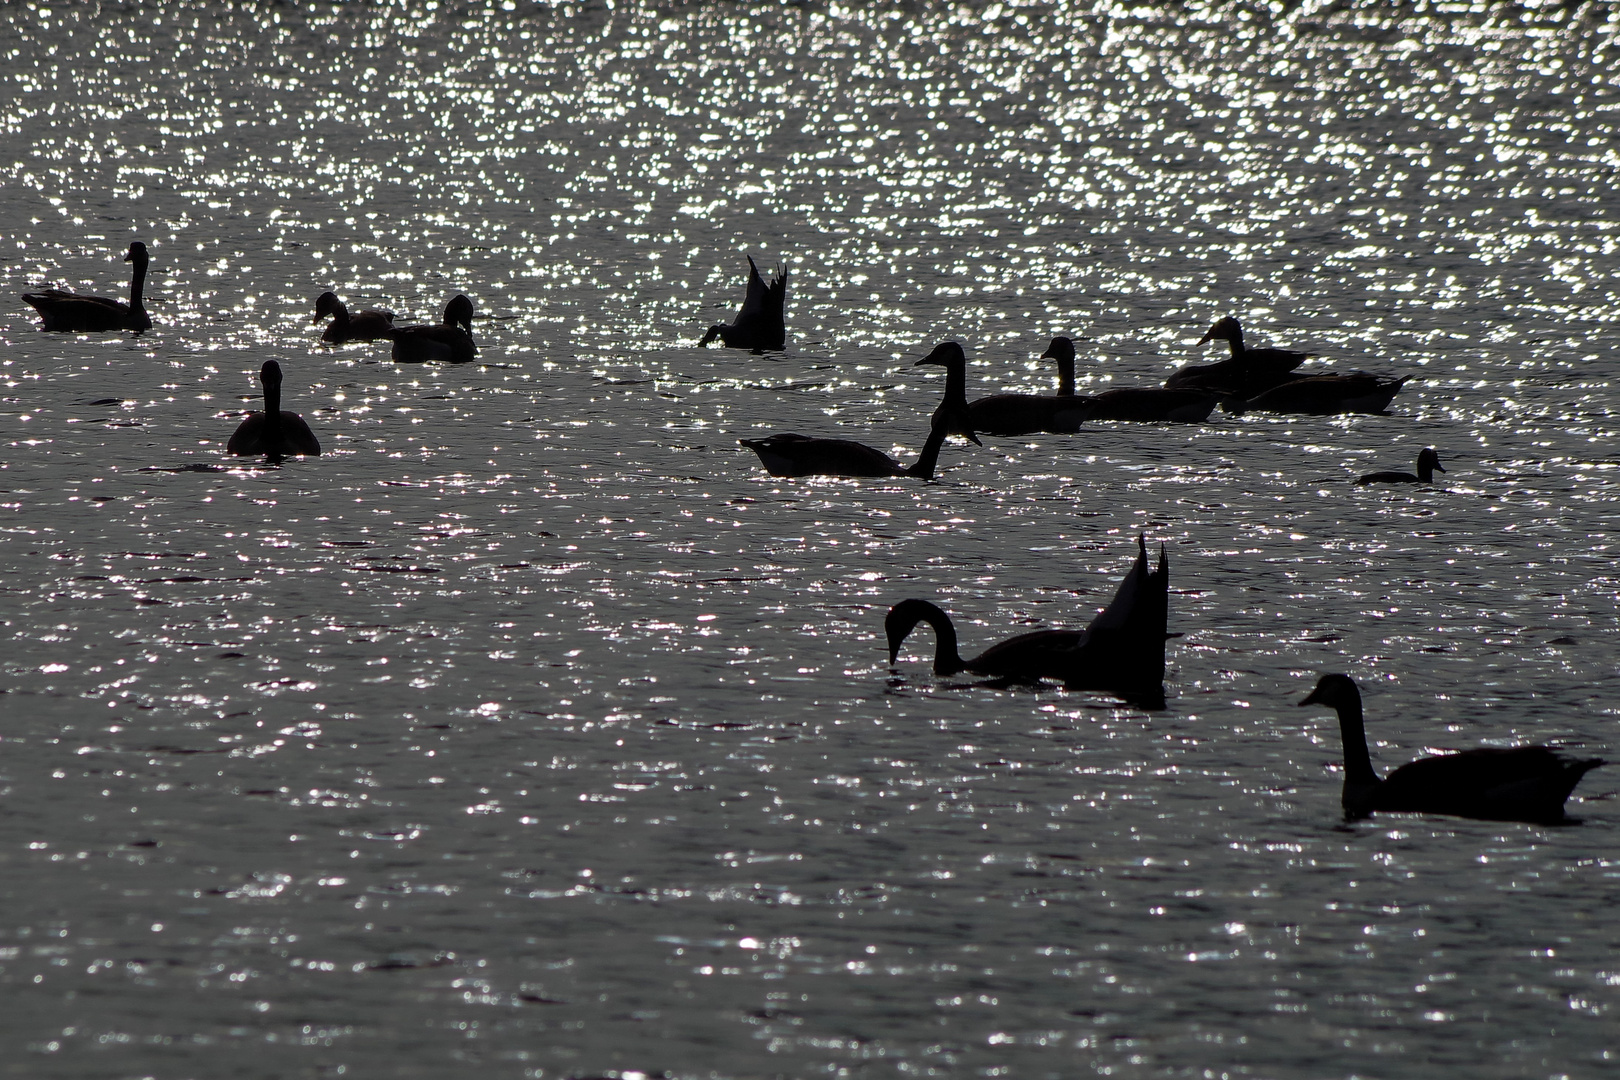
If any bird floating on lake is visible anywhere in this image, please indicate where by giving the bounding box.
[1166,316,1310,399]
[1225,372,1412,416]
[966,337,1091,436]
[227,361,322,458]
[314,291,395,343]
[885,535,1170,704]
[1298,673,1602,825]
[386,294,477,363]
[1358,448,1444,485]
[914,341,983,447]
[22,241,153,332]
[700,256,788,351]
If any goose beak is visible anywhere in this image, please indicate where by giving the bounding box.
[1298,689,1323,707]
[1196,329,1215,345]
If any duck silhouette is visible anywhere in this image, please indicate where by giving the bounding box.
[1166,316,1310,398]
[386,295,476,363]
[886,535,1170,704]
[700,257,788,351]
[1358,448,1444,485]
[314,291,394,343]
[967,337,1091,436]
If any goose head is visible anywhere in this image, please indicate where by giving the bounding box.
[124,242,149,267]
[1039,336,1076,363]
[1417,448,1444,475]
[1197,316,1241,346]
[313,291,343,322]
[444,294,475,334]
[914,341,967,369]
[260,359,285,392]
[1298,672,1360,711]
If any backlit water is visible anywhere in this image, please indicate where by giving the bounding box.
[3,2,1619,1076]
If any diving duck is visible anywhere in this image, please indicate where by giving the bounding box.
[22,241,152,332]
[699,256,788,351]
[886,535,1170,703]
[1299,673,1602,825]
[314,291,395,343]
[1358,448,1444,485]
[227,361,322,458]
[386,295,477,363]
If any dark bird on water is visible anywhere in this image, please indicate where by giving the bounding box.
[885,535,1171,704]
[314,291,395,343]
[22,241,153,332]
[386,294,477,363]
[1166,316,1310,398]
[1226,372,1412,416]
[1299,673,1602,825]
[700,256,788,351]
[966,337,1091,436]
[227,361,322,458]
[740,343,978,479]
[1358,447,1444,485]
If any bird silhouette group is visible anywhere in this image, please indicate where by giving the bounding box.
[18,242,1601,825]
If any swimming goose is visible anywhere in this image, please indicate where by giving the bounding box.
[740,422,950,480]
[1357,448,1444,485]
[227,361,322,457]
[314,291,395,343]
[1165,316,1310,398]
[699,256,788,351]
[22,241,152,332]
[886,536,1170,701]
[386,295,477,363]
[914,341,983,446]
[1299,673,1602,825]
[1226,372,1411,416]
[966,337,1092,436]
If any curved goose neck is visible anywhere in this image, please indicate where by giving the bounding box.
[907,420,949,481]
[1224,324,1245,361]
[1335,691,1380,788]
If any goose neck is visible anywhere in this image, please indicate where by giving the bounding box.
[1336,696,1380,789]
[907,420,948,481]
[129,256,148,311]
[1055,354,1076,397]
[919,604,966,675]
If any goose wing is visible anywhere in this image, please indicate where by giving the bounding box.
[1376,747,1601,821]
[965,628,1087,681]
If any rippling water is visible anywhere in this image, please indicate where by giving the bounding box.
[3,2,1619,1076]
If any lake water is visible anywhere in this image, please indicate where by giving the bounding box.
[3,2,1619,1076]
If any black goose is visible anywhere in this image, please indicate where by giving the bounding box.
[227,361,322,458]
[314,291,395,343]
[740,344,978,478]
[1227,372,1411,416]
[914,341,984,447]
[1299,673,1602,825]
[22,241,152,332]
[1166,316,1310,398]
[966,337,1092,436]
[386,295,476,363]
[699,256,788,351]
[1358,448,1444,485]
[886,536,1170,702]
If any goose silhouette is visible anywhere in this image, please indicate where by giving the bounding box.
[23,242,152,332]
[1227,372,1412,416]
[1166,316,1310,399]
[227,361,321,458]
[966,337,1091,436]
[386,295,476,363]
[1299,673,1602,825]
[700,257,788,351]
[886,536,1170,704]
[314,291,394,343]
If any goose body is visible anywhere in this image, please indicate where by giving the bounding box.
[1165,316,1309,398]
[1358,448,1444,485]
[1299,673,1602,824]
[886,536,1170,702]
[740,426,948,480]
[700,256,788,351]
[227,361,322,458]
[314,291,395,343]
[387,295,476,363]
[22,242,152,332]
[1087,387,1219,424]
[1229,373,1411,416]
[967,337,1091,436]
